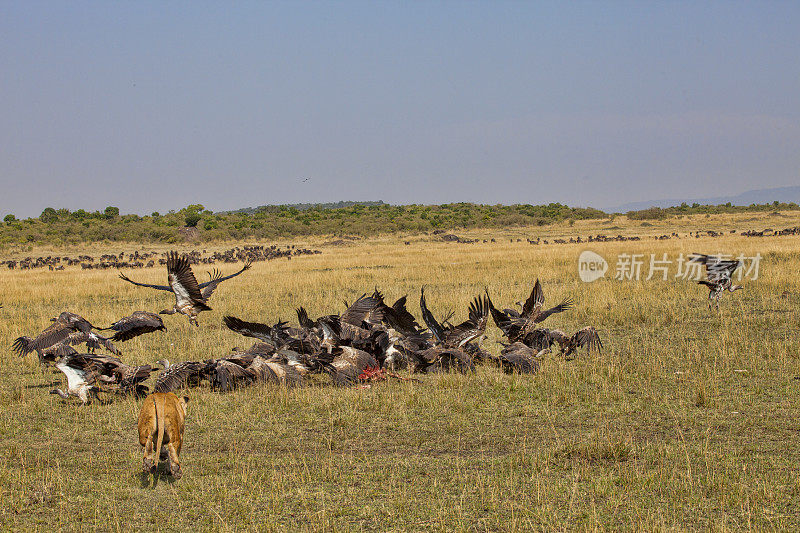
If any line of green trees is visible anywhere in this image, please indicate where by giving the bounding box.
[0,201,797,245]
[0,203,605,245]
[626,201,799,220]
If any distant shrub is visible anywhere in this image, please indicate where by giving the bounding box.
[627,208,667,220]
[39,207,58,223]
[184,213,202,227]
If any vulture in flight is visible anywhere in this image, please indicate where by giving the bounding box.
[100,311,166,342]
[12,311,118,364]
[82,353,157,396]
[118,251,250,325]
[689,253,743,309]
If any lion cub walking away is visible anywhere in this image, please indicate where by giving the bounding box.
[138,392,189,478]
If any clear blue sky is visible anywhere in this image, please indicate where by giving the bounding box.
[2,1,798,217]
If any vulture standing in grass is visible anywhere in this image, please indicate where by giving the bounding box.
[100,311,167,342]
[413,346,475,374]
[494,342,543,374]
[486,280,573,342]
[543,326,603,359]
[329,346,379,386]
[49,353,101,404]
[198,351,307,392]
[118,252,250,326]
[689,253,743,309]
[153,360,205,393]
[245,355,304,387]
[82,353,158,396]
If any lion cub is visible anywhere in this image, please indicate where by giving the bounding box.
[138,392,189,478]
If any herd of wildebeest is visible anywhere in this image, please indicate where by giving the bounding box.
[6,225,797,272]
[2,244,321,271]
[4,231,757,477]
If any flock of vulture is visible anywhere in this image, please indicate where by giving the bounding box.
[11,251,607,404]
[11,250,742,404]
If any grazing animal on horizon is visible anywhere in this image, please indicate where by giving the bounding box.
[138,392,190,478]
[119,252,250,326]
[689,253,743,309]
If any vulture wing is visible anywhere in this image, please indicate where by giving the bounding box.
[223,316,289,345]
[13,315,76,356]
[154,361,204,393]
[419,287,446,345]
[381,295,423,336]
[485,290,515,337]
[208,360,253,392]
[296,307,315,329]
[520,279,545,319]
[340,293,383,326]
[571,326,603,354]
[118,273,172,292]
[690,253,742,283]
[446,295,489,347]
[200,260,252,299]
[533,296,574,324]
[498,343,540,374]
[104,311,165,342]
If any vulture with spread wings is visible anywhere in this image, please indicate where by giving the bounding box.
[544,326,603,359]
[118,251,250,325]
[12,311,118,364]
[493,342,542,374]
[153,360,205,393]
[689,253,743,309]
[100,311,167,342]
[486,280,573,342]
[419,287,489,349]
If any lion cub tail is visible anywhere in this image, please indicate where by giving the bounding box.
[154,395,165,463]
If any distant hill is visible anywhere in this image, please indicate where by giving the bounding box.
[608,186,800,213]
[225,200,385,214]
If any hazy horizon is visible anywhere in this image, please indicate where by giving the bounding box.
[3,2,799,218]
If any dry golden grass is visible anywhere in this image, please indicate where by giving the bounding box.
[1,211,800,531]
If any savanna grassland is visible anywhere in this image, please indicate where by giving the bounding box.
[1,211,799,531]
